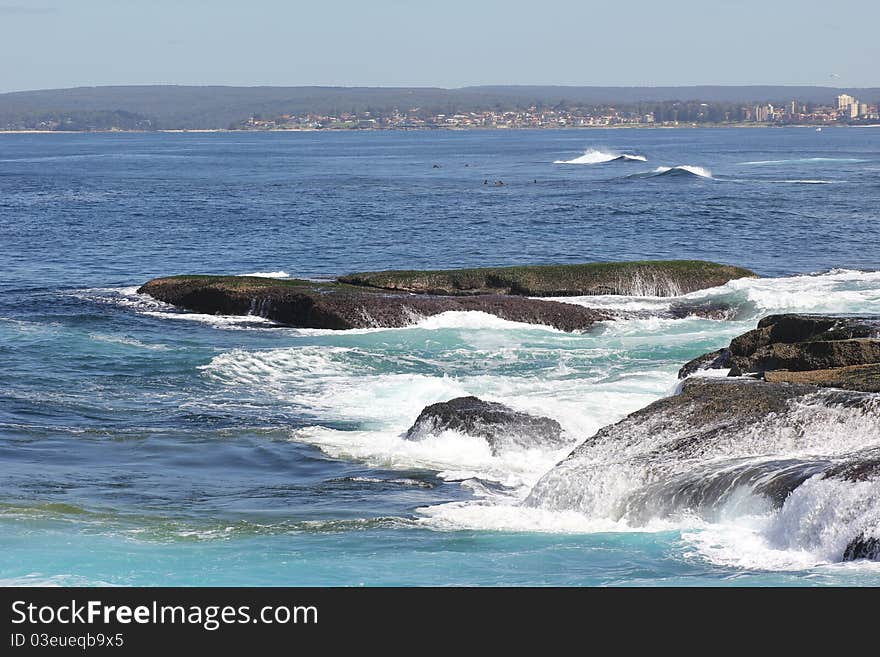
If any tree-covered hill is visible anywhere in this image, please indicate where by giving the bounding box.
[1,85,877,131]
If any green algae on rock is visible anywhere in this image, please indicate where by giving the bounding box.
[338,260,756,297]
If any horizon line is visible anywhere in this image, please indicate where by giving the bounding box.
[4,82,880,95]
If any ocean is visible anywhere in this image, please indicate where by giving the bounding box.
[1,127,879,586]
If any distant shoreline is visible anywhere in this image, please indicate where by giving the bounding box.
[2,124,877,135]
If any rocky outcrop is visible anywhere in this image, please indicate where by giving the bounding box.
[844,536,880,561]
[404,396,566,454]
[139,261,758,331]
[764,364,880,392]
[727,314,880,375]
[137,276,612,332]
[527,313,880,561]
[678,348,731,379]
[679,314,880,387]
[526,377,880,537]
[339,260,756,297]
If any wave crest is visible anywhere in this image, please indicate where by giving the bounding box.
[622,165,714,181]
[555,149,647,165]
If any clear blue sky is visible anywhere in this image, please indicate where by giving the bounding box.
[1,0,878,92]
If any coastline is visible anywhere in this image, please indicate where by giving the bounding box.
[1,123,873,135]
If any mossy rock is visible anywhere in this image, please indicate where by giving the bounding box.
[137,275,611,331]
[339,260,756,297]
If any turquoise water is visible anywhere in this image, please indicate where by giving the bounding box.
[1,128,879,585]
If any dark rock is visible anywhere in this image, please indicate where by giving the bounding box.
[339,260,756,297]
[823,455,880,482]
[678,348,731,378]
[682,314,880,389]
[727,314,880,374]
[843,535,880,561]
[757,313,880,341]
[404,396,565,454]
[138,276,612,332]
[668,300,738,321]
[732,339,880,375]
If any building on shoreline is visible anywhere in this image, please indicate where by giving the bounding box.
[234,97,880,131]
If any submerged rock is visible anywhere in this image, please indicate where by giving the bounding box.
[404,396,565,454]
[339,260,756,297]
[137,276,612,332]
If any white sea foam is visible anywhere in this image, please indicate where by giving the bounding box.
[549,269,880,320]
[68,285,284,329]
[85,270,880,571]
[68,286,174,312]
[412,311,565,332]
[684,476,880,570]
[554,148,647,165]
[237,271,291,278]
[257,268,880,571]
[141,311,279,328]
[296,426,570,491]
[416,501,651,533]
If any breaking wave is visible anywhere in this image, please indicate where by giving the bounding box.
[237,271,291,278]
[555,149,647,165]
[552,268,880,321]
[61,269,880,572]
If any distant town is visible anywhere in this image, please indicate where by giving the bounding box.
[2,86,879,132]
[236,94,880,131]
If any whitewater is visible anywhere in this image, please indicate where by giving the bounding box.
[554,148,648,164]
[2,127,879,586]
[132,269,880,571]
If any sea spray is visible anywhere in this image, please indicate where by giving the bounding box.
[555,149,647,164]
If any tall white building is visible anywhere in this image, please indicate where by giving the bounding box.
[754,104,772,122]
[838,94,857,110]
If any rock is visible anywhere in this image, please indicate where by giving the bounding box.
[731,339,880,375]
[667,300,738,321]
[823,454,880,482]
[678,348,731,378]
[764,364,880,392]
[757,313,880,342]
[727,314,880,374]
[828,453,880,561]
[572,378,821,461]
[682,314,880,389]
[404,396,565,454]
[137,276,612,332]
[843,535,880,561]
[339,260,756,297]
[525,377,880,522]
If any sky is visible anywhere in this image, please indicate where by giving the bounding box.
[1,0,878,93]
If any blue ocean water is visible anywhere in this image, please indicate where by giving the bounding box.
[1,127,879,586]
